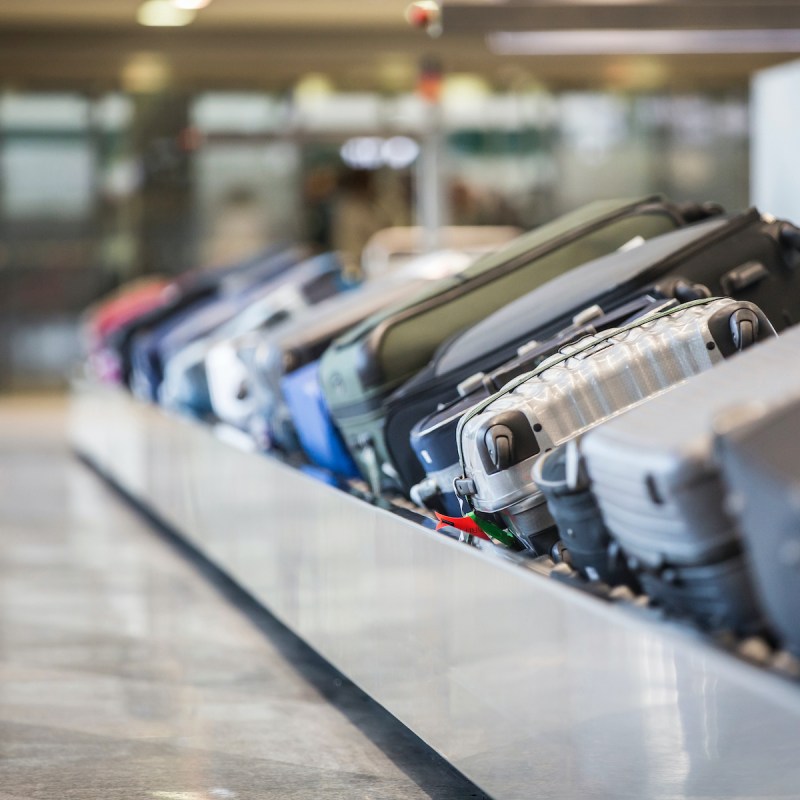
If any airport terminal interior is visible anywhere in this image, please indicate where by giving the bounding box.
[3,2,800,799]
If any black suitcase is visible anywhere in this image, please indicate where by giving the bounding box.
[716,396,800,654]
[405,209,800,513]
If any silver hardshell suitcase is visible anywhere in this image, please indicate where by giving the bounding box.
[454,297,774,554]
[580,324,800,635]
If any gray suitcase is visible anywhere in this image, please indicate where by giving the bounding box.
[715,394,800,652]
[455,297,775,554]
[581,324,800,635]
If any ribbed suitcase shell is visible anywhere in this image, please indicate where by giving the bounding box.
[457,298,774,551]
[716,396,800,652]
[581,325,800,633]
[410,291,675,515]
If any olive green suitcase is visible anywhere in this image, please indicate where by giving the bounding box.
[318,196,720,493]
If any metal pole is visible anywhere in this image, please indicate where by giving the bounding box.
[415,57,448,252]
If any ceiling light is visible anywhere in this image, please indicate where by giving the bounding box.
[137,0,196,27]
[382,137,420,169]
[294,73,335,100]
[339,137,420,171]
[487,29,800,56]
[341,137,385,170]
[173,0,212,9]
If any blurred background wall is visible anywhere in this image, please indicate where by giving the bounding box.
[0,0,798,391]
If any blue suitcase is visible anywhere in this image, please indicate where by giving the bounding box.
[280,360,360,478]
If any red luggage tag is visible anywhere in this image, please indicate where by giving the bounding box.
[435,512,491,540]
[435,511,521,548]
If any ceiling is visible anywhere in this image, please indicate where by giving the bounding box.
[0,0,412,28]
[0,1,797,91]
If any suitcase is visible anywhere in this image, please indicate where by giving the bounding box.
[84,276,170,344]
[113,244,308,392]
[534,440,642,588]
[280,360,361,477]
[158,253,346,417]
[128,246,311,402]
[455,297,776,556]
[206,250,475,451]
[410,291,680,515]
[579,324,800,635]
[82,277,171,384]
[715,395,800,651]
[405,207,800,509]
[205,330,263,432]
[320,196,716,495]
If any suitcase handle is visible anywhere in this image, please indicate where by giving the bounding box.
[675,200,725,223]
[730,308,758,350]
[720,261,770,295]
[779,223,800,256]
[488,293,677,392]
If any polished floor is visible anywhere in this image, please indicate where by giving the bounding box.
[0,396,487,800]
